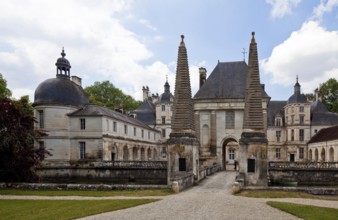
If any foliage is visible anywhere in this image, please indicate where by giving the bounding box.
[304,93,315,101]
[85,80,141,112]
[267,201,338,220]
[0,188,172,197]
[0,199,158,220]
[0,97,49,182]
[0,73,12,98]
[318,78,338,113]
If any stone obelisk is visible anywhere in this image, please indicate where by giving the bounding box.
[167,35,199,190]
[239,32,268,186]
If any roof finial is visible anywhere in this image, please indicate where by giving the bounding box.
[166,74,168,82]
[252,32,255,37]
[242,48,247,62]
[181,35,184,41]
[296,75,299,83]
[61,47,66,58]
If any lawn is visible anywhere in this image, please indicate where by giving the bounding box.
[0,188,172,197]
[235,190,338,200]
[0,199,159,220]
[267,201,338,220]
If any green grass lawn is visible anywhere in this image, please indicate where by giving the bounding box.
[267,201,338,220]
[236,190,338,200]
[0,188,172,197]
[0,199,159,220]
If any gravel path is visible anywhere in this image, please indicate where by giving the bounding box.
[2,171,337,220]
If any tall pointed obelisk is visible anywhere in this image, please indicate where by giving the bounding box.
[167,35,199,191]
[239,32,268,186]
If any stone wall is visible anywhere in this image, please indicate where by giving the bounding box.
[36,161,167,185]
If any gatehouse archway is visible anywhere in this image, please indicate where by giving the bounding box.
[222,137,239,170]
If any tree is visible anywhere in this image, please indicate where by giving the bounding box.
[0,73,12,98]
[0,96,48,182]
[318,78,338,113]
[85,81,141,112]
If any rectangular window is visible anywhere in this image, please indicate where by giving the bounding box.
[247,159,255,172]
[300,106,304,112]
[124,125,128,135]
[162,129,166,138]
[299,147,304,159]
[276,118,281,127]
[133,127,136,136]
[38,110,44,129]
[161,105,165,111]
[113,121,117,132]
[276,148,281,158]
[286,116,288,125]
[80,118,86,130]
[141,129,144,138]
[291,129,294,141]
[299,129,304,141]
[148,131,150,139]
[39,141,45,160]
[300,115,304,125]
[162,116,166,125]
[179,158,186,171]
[226,111,235,129]
[79,142,86,159]
[276,130,281,142]
[291,115,294,124]
[229,149,235,160]
[106,120,109,131]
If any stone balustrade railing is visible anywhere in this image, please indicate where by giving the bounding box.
[269,161,338,170]
[92,160,167,169]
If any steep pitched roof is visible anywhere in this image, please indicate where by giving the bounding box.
[68,104,157,131]
[311,100,338,125]
[193,61,269,100]
[308,125,338,144]
[134,98,156,126]
[267,101,287,126]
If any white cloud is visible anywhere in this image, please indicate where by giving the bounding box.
[265,0,301,18]
[0,0,172,102]
[313,0,338,19]
[138,19,157,31]
[261,21,338,94]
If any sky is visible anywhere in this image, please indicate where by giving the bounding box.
[1,0,338,102]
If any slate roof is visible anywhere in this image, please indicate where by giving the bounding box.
[310,100,338,125]
[193,61,270,99]
[134,98,156,126]
[267,101,287,126]
[308,125,338,144]
[287,93,308,104]
[68,104,157,131]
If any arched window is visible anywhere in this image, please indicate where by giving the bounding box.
[321,148,326,161]
[123,146,129,161]
[329,147,334,162]
[133,147,138,160]
[147,148,152,160]
[315,149,318,161]
[309,149,312,161]
[141,148,145,160]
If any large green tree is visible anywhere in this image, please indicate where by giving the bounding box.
[0,96,48,182]
[85,81,141,112]
[318,78,338,113]
[0,73,12,98]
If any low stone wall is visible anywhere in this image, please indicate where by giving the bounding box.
[0,182,169,190]
[36,161,167,185]
[243,186,338,195]
[170,172,195,192]
[269,162,338,186]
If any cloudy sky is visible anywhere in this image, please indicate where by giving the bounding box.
[1,0,338,102]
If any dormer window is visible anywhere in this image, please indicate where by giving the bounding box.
[275,117,282,127]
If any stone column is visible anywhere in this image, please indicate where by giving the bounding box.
[210,111,217,156]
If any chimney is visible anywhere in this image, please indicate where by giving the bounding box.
[199,67,207,88]
[142,86,149,100]
[71,76,82,86]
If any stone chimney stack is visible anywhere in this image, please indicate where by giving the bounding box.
[71,76,82,87]
[199,67,207,88]
[142,86,149,100]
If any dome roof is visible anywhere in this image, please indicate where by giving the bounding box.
[33,77,89,107]
[158,79,173,103]
[287,76,308,104]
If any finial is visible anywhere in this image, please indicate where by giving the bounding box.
[252,32,255,37]
[181,35,184,41]
[166,74,168,82]
[296,75,299,83]
[61,47,66,58]
[242,48,247,62]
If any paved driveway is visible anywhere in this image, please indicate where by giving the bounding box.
[78,171,302,220]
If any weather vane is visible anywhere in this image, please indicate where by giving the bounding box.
[242,48,247,62]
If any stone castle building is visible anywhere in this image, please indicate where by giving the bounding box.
[33,49,162,165]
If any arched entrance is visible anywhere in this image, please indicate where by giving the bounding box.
[222,138,238,170]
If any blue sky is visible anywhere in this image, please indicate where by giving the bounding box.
[1,0,338,102]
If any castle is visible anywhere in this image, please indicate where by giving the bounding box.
[33,34,338,185]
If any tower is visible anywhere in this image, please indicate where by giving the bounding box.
[167,35,200,190]
[239,32,268,186]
